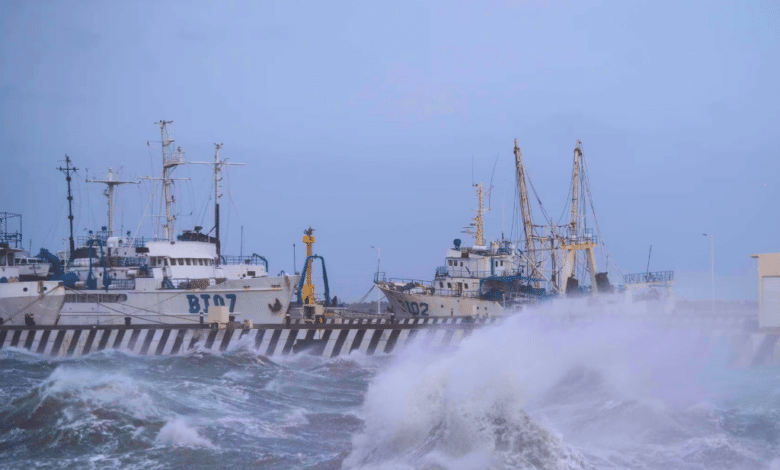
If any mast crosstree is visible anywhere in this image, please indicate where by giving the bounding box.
[57,155,78,259]
[87,168,139,237]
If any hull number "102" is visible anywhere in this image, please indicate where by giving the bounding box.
[399,300,429,316]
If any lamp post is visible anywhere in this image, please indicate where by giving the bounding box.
[371,246,380,315]
[702,233,714,312]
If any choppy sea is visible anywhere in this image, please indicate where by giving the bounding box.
[1,308,779,469]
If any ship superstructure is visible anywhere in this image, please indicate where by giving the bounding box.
[21,122,299,326]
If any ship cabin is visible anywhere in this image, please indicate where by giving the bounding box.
[145,240,218,280]
[434,239,521,298]
[0,244,22,281]
[440,240,518,279]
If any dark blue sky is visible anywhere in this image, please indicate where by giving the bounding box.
[1,0,777,300]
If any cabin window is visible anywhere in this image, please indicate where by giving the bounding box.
[465,284,469,289]
[198,259,203,266]
[19,259,26,265]
[150,257,156,267]
[439,282,443,288]
[0,255,5,266]
[179,259,184,266]
[164,258,169,266]
[501,261,504,266]
[186,258,192,266]
[447,282,452,288]
[460,262,463,267]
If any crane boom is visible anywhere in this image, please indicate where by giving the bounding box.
[561,141,583,286]
[513,139,541,284]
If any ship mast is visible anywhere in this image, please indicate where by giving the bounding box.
[87,168,139,237]
[57,155,78,260]
[463,182,487,248]
[513,139,540,284]
[561,140,599,294]
[157,120,186,242]
[189,143,244,258]
[474,182,485,247]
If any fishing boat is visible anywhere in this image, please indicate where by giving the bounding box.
[0,213,65,325]
[376,139,639,317]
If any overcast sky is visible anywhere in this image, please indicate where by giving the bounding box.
[1,0,777,301]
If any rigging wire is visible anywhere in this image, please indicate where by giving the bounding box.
[581,147,623,278]
[41,197,67,250]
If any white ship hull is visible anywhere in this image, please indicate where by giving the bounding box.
[378,284,504,318]
[58,275,300,326]
[0,281,66,325]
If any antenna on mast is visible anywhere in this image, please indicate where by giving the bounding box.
[87,168,139,237]
[57,155,78,260]
[189,143,244,259]
[646,245,652,274]
[487,153,499,211]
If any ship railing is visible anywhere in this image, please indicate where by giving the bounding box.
[221,255,265,266]
[130,237,165,248]
[374,272,387,283]
[563,228,598,246]
[75,235,163,248]
[105,278,136,290]
[436,289,481,298]
[623,271,674,285]
[161,277,226,290]
[439,269,526,280]
[105,257,146,267]
[385,277,434,288]
[77,234,108,246]
[563,235,599,245]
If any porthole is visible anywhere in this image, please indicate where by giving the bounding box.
[23,287,28,292]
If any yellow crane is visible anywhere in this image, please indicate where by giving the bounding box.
[301,227,316,305]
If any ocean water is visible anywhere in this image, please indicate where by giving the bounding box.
[1,307,779,469]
